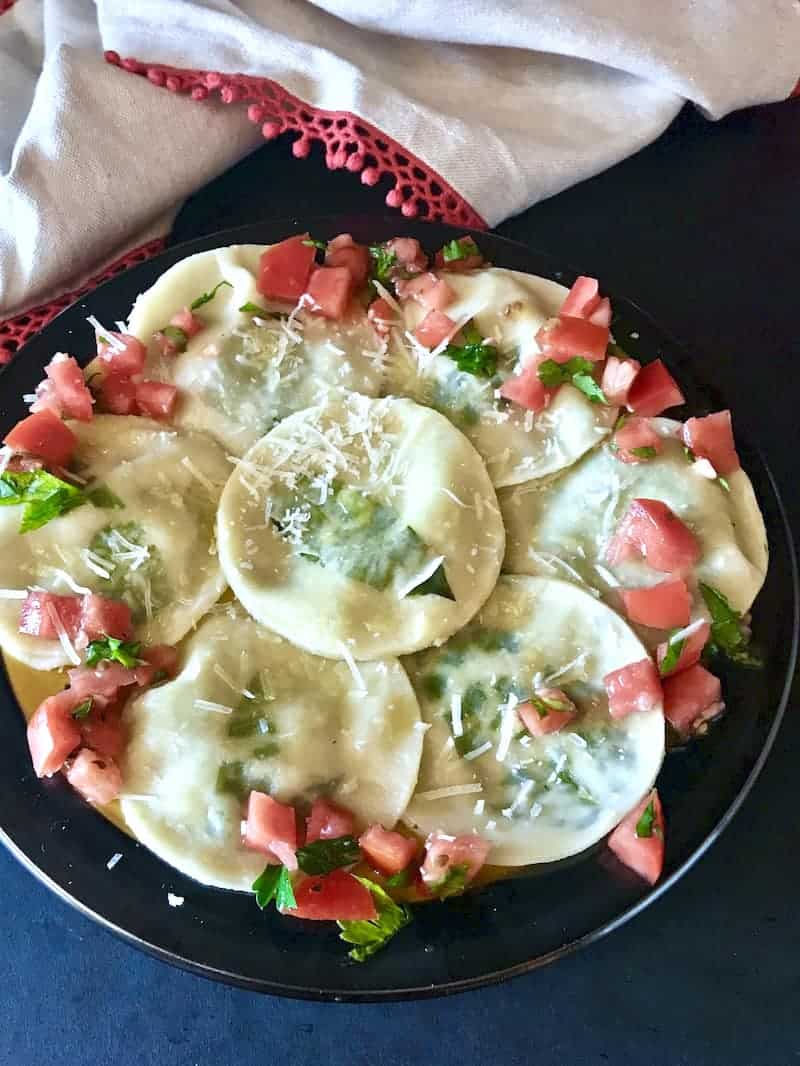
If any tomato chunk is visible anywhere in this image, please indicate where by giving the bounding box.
[305,797,355,844]
[608,790,665,885]
[98,333,147,376]
[621,579,691,629]
[386,237,428,275]
[627,359,685,416]
[588,297,612,327]
[499,366,552,412]
[244,792,298,869]
[367,297,395,336]
[682,411,739,476]
[79,593,133,643]
[604,658,663,718]
[19,591,82,639]
[304,266,354,320]
[656,621,711,676]
[257,235,316,303]
[286,868,377,921]
[97,370,138,415]
[66,748,122,805]
[434,236,483,272]
[4,409,76,467]
[414,309,456,349]
[601,355,641,406]
[518,687,577,736]
[78,705,126,759]
[560,276,600,318]
[359,825,417,875]
[396,272,455,312]
[537,315,609,363]
[662,664,723,737]
[27,691,82,777]
[611,416,663,464]
[34,354,93,422]
[135,381,178,420]
[67,662,139,703]
[325,234,370,287]
[420,831,490,890]
[169,308,205,338]
[137,644,179,681]
[605,498,700,574]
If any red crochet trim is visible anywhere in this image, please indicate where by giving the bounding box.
[0,0,19,13]
[0,237,166,365]
[104,52,487,230]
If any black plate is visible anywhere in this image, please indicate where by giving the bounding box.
[0,218,796,1001]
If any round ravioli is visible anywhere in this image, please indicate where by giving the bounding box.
[217,392,505,660]
[120,605,423,891]
[386,267,617,487]
[0,416,228,669]
[402,575,665,866]
[122,245,386,455]
[500,418,768,617]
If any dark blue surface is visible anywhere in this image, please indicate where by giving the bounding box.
[2,100,799,1064]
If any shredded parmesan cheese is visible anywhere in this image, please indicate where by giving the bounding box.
[48,569,92,596]
[463,740,493,761]
[45,603,81,665]
[338,640,367,694]
[213,663,254,699]
[0,589,28,599]
[87,315,125,351]
[193,698,234,715]
[81,549,113,580]
[450,693,463,738]
[495,693,519,763]
[106,852,123,870]
[416,783,483,801]
[181,455,217,493]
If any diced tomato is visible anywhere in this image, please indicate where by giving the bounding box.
[518,687,577,736]
[98,333,147,376]
[305,797,355,843]
[537,316,609,363]
[601,355,641,406]
[611,416,663,464]
[367,297,395,336]
[607,789,665,885]
[414,309,456,349]
[135,381,178,420]
[681,411,740,476]
[4,409,76,467]
[396,272,455,312]
[386,237,428,275]
[136,644,179,683]
[243,792,298,869]
[34,354,93,422]
[169,308,205,338]
[97,370,138,415]
[434,236,484,272]
[605,498,700,574]
[19,591,82,639]
[79,594,133,642]
[67,662,138,703]
[304,266,354,320]
[560,276,600,318]
[325,234,370,287]
[78,705,126,760]
[359,824,417,875]
[627,359,685,416]
[604,658,663,718]
[257,235,316,303]
[420,831,490,889]
[27,691,82,777]
[588,297,612,327]
[286,868,377,921]
[621,579,692,629]
[66,748,122,805]
[662,664,723,737]
[656,621,711,676]
[499,364,552,412]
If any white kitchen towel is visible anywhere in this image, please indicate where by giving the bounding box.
[1,0,798,328]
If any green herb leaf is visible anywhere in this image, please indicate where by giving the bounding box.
[84,636,141,669]
[442,320,498,378]
[630,445,658,460]
[699,582,762,667]
[295,835,361,876]
[683,445,696,463]
[658,631,686,676]
[302,238,328,251]
[384,868,410,889]
[252,864,296,910]
[529,692,573,718]
[421,673,445,700]
[441,237,480,263]
[238,301,270,315]
[614,413,628,432]
[537,357,608,404]
[86,484,124,510]
[407,560,456,600]
[0,470,85,533]
[368,245,398,284]
[431,863,469,900]
[718,476,730,493]
[159,325,188,352]
[189,279,232,311]
[572,372,608,405]
[556,767,596,804]
[71,697,93,720]
[635,799,657,838]
[338,878,412,962]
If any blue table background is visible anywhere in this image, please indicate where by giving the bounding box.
[2,101,798,1066]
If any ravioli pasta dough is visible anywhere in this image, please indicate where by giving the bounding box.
[403,576,665,865]
[217,393,505,659]
[121,606,423,890]
[387,267,617,487]
[125,245,386,455]
[0,416,228,669]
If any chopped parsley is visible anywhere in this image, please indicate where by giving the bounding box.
[252,864,297,911]
[215,760,270,801]
[530,692,572,718]
[658,631,686,676]
[295,836,361,876]
[238,301,271,315]
[368,244,398,284]
[430,863,469,900]
[85,636,141,668]
[441,237,480,263]
[189,279,232,310]
[630,446,658,460]
[88,522,171,624]
[538,357,608,405]
[700,583,763,667]
[71,697,93,720]
[384,868,410,889]
[718,476,731,493]
[158,324,188,352]
[556,767,596,805]
[0,470,85,533]
[635,798,660,839]
[421,673,445,700]
[86,484,124,510]
[442,322,498,378]
[226,674,274,739]
[302,238,328,251]
[338,878,411,962]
